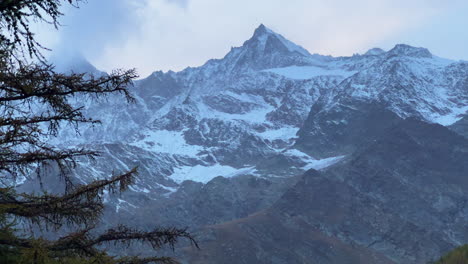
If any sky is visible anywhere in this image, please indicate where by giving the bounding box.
[33,0,468,78]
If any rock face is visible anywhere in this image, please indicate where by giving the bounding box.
[182,118,468,264]
[17,24,468,263]
[295,100,403,158]
[450,114,468,138]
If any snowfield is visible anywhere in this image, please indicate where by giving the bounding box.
[170,164,257,184]
[264,65,357,80]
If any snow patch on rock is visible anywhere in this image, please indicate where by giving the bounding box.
[264,66,356,80]
[432,106,468,126]
[170,164,257,184]
[284,149,345,170]
[130,130,203,156]
[258,126,299,141]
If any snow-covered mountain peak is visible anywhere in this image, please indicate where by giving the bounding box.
[202,24,319,73]
[364,47,386,56]
[41,24,468,215]
[387,44,432,58]
[252,23,270,37]
[245,24,311,57]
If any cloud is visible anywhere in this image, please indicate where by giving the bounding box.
[165,0,189,8]
[47,0,146,63]
[34,0,466,77]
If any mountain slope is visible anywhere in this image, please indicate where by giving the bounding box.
[449,114,468,138]
[181,116,468,264]
[16,24,468,264]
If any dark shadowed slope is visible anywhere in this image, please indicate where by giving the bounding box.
[181,116,468,264]
[450,114,468,138]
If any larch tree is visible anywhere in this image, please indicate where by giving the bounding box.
[0,1,197,263]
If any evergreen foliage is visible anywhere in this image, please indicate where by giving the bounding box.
[0,1,197,263]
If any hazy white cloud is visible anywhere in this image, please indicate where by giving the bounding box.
[35,0,467,77]
[165,0,189,8]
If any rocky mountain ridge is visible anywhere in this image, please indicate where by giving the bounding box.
[18,24,468,263]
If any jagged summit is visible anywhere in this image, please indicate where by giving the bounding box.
[208,24,317,72]
[252,23,270,37]
[196,25,445,76]
[387,44,432,58]
[363,44,432,58]
[242,24,311,57]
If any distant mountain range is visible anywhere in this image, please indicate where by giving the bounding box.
[20,24,468,263]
